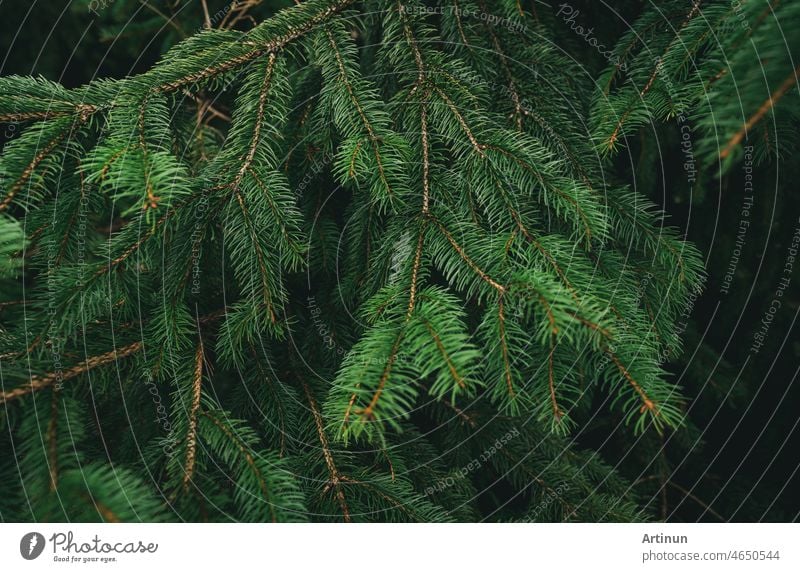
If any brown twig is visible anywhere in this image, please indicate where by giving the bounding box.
[325,28,393,198]
[498,295,516,398]
[155,0,356,93]
[200,0,212,29]
[606,350,658,414]
[47,387,60,490]
[0,131,67,213]
[303,382,351,522]
[0,310,226,405]
[430,216,506,293]
[182,341,205,490]
[0,341,143,404]
[719,63,800,159]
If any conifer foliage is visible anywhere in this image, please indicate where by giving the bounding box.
[0,0,795,522]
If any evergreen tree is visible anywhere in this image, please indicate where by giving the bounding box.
[0,0,796,522]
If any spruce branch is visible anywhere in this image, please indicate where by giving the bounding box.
[200,410,280,522]
[0,0,731,522]
[0,311,225,405]
[182,341,205,491]
[719,63,800,159]
[324,28,394,200]
[547,335,562,422]
[303,382,351,522]
[153,0,357,94]
[497,294,516,398]
[233,53,278,190]
[431,216,506,293]
[46,388,60,491]
[0,342,143,404]
[603,0,704,151]
[476,0,524,130]
[0,131,67,213]
[606,349,658,416]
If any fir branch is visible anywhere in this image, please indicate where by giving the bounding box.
[422,318,466,390]
[601,10,685,95]
[357,329,404,420]
[481,143,594,242]
[0,0,725,522]
[509,207,580,304]
[234,53,277,189]
[406,96,432,317]
[247,167,305,258]
[431,86,485,155]
[0,103,98,125]
[399,1,426,84]
[231,184,278,321]
[253,351,288,456]
[642,0,703,97]
[548,336,562,422]
[343,89,434,425]
[450,0,471,49]
[406,225,426,318]
[605,0,703,149]
[1,311,224,405]
[0,111,63,123]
